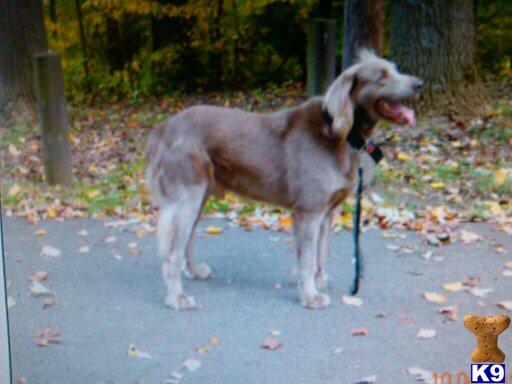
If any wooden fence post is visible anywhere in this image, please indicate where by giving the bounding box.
[33,52,73,186]
[307,18,336,97]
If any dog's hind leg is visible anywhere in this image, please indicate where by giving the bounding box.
[184,193,213,280]
[158,182,208,310]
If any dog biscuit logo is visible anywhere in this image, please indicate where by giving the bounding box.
[464,314,510,383]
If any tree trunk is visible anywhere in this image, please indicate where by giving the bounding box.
[34,52,73,185]
[74,0,90,84]
[307,19,336,96]
[0,0,48,112]
[391,0,482,113]
[342,0,385,70]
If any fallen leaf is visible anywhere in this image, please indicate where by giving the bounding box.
[205,226,222,235]
[423,292,446,303]
[349,327,369,336]
[355,375,377,383]
[196,344,210,354]
[494,168,507,186]
[397,152,412,162]
[506,261,512,269]
[128,344,153,359]
[462,277,479,287]
[182,358,201,371]
[279,215,293,230]
[16,377,27,384]
[443,281,462,292]
[47,207,57,218]
[210,336,220,345]
[438,306,457,321]
[41,245,61,258]
[467,287,493,297]
[42,298,55,309]
[261,337,282,350]
[399,314,415,326]
[460,230,482,244]
[333,347,344,354]
[417,328,436,339]
[104,236,117,243]
[497,301,512,311]
[430,181,445,190]
[78,245,90,253]
[28,270,47,281]
[8,184,20,197]
[29,281,52,297]
[127,242,140,255]
[7,296,15,309]
[171,371,183,380]
[34,229,46,236]
[342,295,363,307]
[425,234,440,246]
[35,326,60,346]
[406,366,434,384]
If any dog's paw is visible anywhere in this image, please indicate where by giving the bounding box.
[192,263,212,280]
[165,294,197,310]
[315,272,329,289]
[303,293,331,309]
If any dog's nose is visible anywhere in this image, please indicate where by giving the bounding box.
[413,79,424,92]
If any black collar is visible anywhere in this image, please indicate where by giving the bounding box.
[322,106,383,163]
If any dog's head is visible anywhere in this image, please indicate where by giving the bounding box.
[323,49,423,140]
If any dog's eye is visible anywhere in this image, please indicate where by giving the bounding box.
[377,69,389,84]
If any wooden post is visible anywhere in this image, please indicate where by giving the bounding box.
[33,52,73,185]
[307,18,336,97]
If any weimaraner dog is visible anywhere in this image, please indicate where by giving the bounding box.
[146,50,423,310]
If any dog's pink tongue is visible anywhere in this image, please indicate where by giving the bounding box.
[390,101,415,127]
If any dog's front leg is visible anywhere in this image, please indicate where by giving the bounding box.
[293,210,331,309]
[316,211,333,289]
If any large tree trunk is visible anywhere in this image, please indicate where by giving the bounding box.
[0,0,48,112]
[342,0,385,70]
[391,0,482,113]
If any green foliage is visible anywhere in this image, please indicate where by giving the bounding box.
[476,0,512,78]
[44,0,321,101]
[43,0,510,100]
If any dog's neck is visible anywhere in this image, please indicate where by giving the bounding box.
[322,106,375,150]
[322,106,383,163]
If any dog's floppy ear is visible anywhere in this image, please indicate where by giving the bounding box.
[322,67,358,140]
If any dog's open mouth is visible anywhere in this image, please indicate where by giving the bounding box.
[375,99,415,126]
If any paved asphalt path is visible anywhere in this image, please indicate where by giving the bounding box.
[3,217,512,384]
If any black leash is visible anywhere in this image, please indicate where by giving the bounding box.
[350,166,364,295]
[348,140,383,295]
[323,106,383,296]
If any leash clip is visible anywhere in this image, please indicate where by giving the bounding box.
[363,141,383,164]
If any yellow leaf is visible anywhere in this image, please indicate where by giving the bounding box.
[279,215,293,230]
[423,292,447,303]
[494,169,506,187]
[8,184,20,197]
[87,189,100,199]
[205,226,222,235]
[34,229,46,237]
[486,201,503,215]
[397,152,412,162]
[335,212,353,229]
[430,181,445,190]
[47,207,57,218]
[443,281,462,292]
